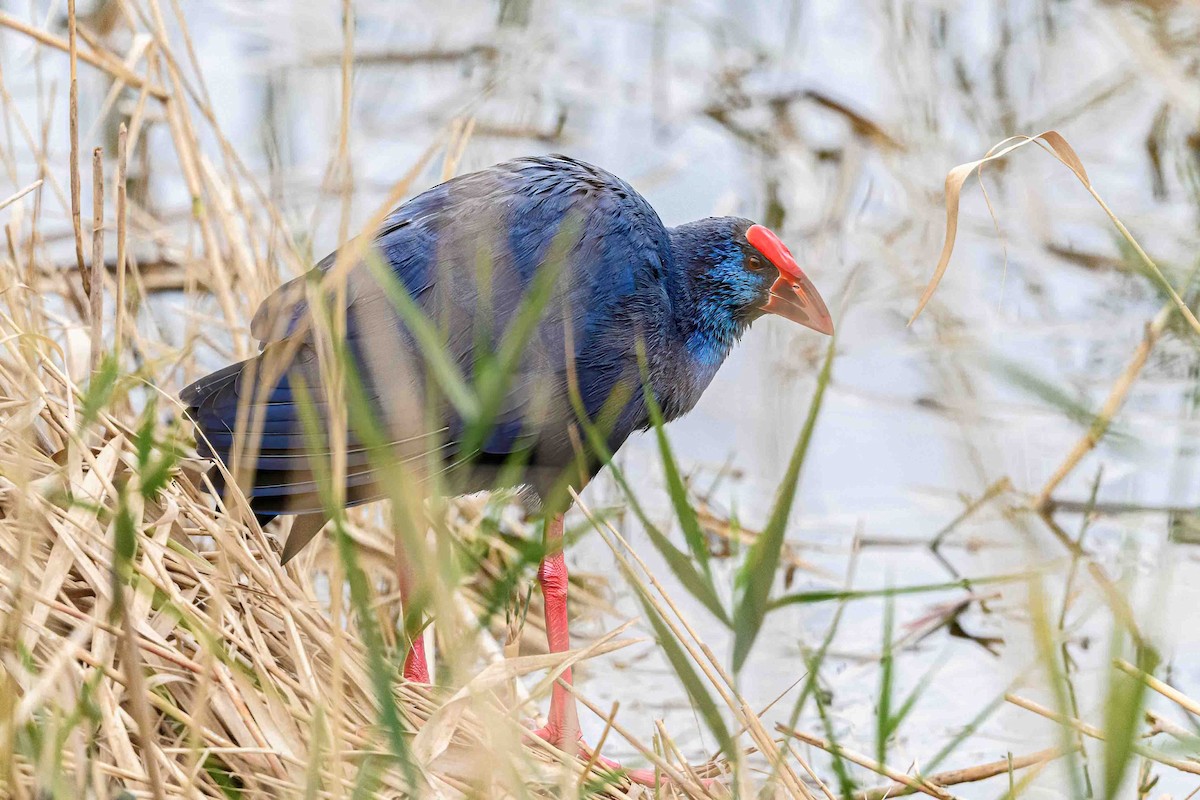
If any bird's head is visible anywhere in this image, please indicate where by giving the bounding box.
[738,221,834,335]
[675,218,834,341]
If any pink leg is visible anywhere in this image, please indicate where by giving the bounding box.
[530,514,657,785]
[397,534,429,684]
[533,514,579,743]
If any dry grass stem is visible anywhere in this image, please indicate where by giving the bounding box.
[1113,658,1200,719]
[1005,694,1200,777]
[113,124,127,350]
[0,11,169,99]
[1034,302,1172,511]
[67,0,86,298]
[89,146,104,372]
[777,726,957,800]
[856,746,1076,800]
[910,131,1199,335]
[0,180,42,213]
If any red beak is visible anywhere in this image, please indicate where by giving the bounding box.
[747,224,834,336]
[761,271,835,335]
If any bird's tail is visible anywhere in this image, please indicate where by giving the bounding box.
[181,354,380,559]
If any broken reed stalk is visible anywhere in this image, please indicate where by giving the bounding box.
[114,124,128,352]
[90,147,104,372]
[1147,710,1197,743]
[856,746,1075,800]
[1005,694,1200,776]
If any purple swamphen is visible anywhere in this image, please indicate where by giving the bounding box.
[182,155,833,781]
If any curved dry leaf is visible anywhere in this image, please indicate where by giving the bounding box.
[909,130,1198,336]
[1038,131,1090,186]
[908,135,1042,324]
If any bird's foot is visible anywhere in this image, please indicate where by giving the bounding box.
[528,723,658,786]
[402,644,430,684]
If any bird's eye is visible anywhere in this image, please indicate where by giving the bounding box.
[747,255,764,271]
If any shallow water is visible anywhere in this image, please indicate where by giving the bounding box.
[8,0,1200,794]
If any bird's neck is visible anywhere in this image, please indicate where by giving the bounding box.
[668,219,753,369]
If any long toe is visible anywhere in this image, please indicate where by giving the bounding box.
[527,724,659,788]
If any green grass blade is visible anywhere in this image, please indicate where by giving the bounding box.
[1102,637,1159,799]
[290,370,419,790]
[923,663,1039,776]
[1029,574,1087,800]
[732,334,836,672]
[991,356,1131,447]
[561,366,731,626]
[876,594,895,768]
[634,507,730,626]
[768,569,1032,609]
[613,545,735,758]
[768,558,855,791]
[885,650,945,743]
[363,250,479,419]
[804,648,857,796]
[468,218,579,447]
[79,352,120,429]
[637,347,711,576]
[585,436,729,625]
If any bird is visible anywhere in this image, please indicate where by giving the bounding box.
[181,154,833,782]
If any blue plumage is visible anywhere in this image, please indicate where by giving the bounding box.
[182,155,829,543]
